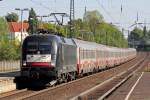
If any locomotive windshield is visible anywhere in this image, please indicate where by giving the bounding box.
[26,41,51,54]
[39,42,51,54]
[26,42,38,54]
[24,36,52,55]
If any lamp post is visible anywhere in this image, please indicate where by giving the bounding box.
[15,8,29,68]
[15,8,29,44]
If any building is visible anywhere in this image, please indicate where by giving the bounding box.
[8,22,29,42]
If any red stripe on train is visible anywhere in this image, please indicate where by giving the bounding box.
[28,62,50,66]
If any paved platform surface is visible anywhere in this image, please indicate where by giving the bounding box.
[0,71,19,94]
[128,72,150,100]
[106,72,150,100]
[0,71,20,78]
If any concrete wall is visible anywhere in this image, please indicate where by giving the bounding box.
[0,61,20,72]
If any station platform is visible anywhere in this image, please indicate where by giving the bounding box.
[0,71,20,94]
[106,72,150,100]
[127,72,150,100]
[0,71,20,77]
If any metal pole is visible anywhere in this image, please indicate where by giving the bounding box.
[15,8,29,69]
[21,10,23,44]
[70,0,75,37]
[19,10,24,69]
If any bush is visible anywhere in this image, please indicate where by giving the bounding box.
[0,33,20,60]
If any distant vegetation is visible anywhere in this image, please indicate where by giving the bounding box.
[128,26,150,50]
[0,17,20,60]
[32,10,128,48]
[28,8,38,34]
[0,9,128,60]
[5,12,19,22]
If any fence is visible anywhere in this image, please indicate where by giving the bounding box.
[0,61,20,72]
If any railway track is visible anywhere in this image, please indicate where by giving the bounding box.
[0,88,41,100]
[74,52,149,100]
[0,52,146,100]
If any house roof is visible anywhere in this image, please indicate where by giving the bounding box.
[8,22,29,32]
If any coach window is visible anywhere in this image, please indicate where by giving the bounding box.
[99,50,101,58]
[80,50,82,60]
[101,50,103,58]
[88,50,90,59]
[86,50,88,59]
[89,50,91,58]
[85,50,87,59]
[91,50,93,59]
[91,50,92,58]
[100,50,102,58]
[84,49,86,59]
[89,50,90,59]
[81,50,83,60]
[91,50,92,59]
[88,50,89,59]
[82,50,84,59]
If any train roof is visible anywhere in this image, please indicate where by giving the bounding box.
[24,34,76,46]
[72,38,106,50]
[24,34,136,51]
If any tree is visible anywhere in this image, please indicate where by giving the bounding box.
[5,12,19,22]
[42,22,55,32]
[37,10,128,48]
[83,10,104,34]
[28,8,38,34]
[0,17,9,34]
[129,27,143,41]
[143,26,147,37]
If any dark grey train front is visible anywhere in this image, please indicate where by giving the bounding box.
[21,34,77,80]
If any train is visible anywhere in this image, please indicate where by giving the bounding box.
[18,34,136,85]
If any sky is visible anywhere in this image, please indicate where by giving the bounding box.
[1,0,150,35]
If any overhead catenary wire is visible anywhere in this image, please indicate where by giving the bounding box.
[96,0,116,22]
[29,0,51,11]
[95,0,129,33]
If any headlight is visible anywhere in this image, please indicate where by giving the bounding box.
[51,62,55,66]
[23,61,26,66]
[51,61,55,67]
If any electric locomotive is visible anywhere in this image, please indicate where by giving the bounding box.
[21,34,77,83]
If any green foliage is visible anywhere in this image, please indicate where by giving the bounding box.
[43,22,55,31]
[38,10,128,48]
[68,10,127,48]
[0,17,9,33]
[42,22,68,37]
[83,10,104,34]
[129,27,143,41]
[128,26,150,50]
[5,12,19,22]
[0,17,20,60]
[0,37,20,60]
[28,8,38,34]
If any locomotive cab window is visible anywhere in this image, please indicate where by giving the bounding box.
[26,42,38,54]
[39,42,51,54]
[26,39,52,54]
